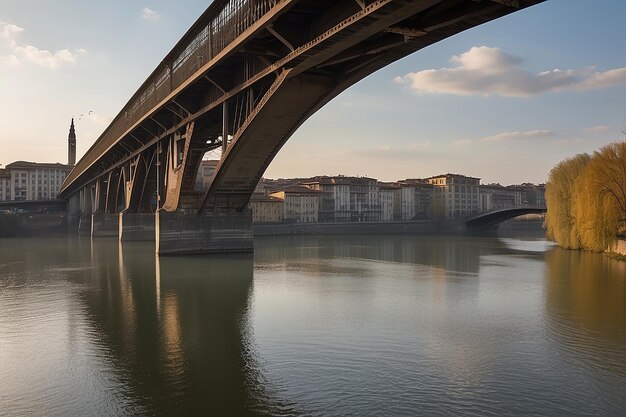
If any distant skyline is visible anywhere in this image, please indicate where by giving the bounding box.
[1,0,625,185]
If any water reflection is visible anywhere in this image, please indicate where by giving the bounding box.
[254,234,510,274]
[2,234,626,416]
[545,248,626,375]
[81,239,275,416]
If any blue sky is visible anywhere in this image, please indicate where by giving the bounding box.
[1,0,625,184]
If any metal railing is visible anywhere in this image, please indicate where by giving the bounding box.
[63,0,281,193]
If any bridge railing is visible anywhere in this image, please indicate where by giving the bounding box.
[63,0,280,193]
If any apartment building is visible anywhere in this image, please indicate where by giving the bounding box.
[2,161,72,201]
[479,184,523,212]
[0,169,10,201]
[394,179,434,220]
[426,174,480,220]
[249,193,284,223]
[271,185,321,223]
[302,176,381,222]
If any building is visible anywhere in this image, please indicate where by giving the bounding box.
[195,160,219,190]
[394,179,434,220]
[4,161,72,201]
[271,185,321,223]
[0,120,75,202]
[479,184,523,212]
[511,183,546,206]
[68,118,77,167]
[0,169,10,201]
[249,193,284,223]
[302,176,381,222]
[426,174,480,220]
[379,184,396,222]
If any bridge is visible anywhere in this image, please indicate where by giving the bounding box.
[58,0,546,254]
[465,206,547,230]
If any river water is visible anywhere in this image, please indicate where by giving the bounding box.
[0,233,625,416]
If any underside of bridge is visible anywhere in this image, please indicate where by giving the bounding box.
[466,207,547,230]
[59,0,545,254]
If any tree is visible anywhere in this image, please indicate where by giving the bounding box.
[547,141,626,251]
[545,153,590,249]
[583,142,626,243]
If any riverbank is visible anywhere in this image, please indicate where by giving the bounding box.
[253,220,468,236]
[2,213,547,238]
[608,239,626,258]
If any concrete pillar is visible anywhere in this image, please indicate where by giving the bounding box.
[91,212,118,237]
[155,208,253,255]
[78,214,92,236]
[119,212,155,241]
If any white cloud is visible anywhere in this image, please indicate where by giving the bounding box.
[141,8,161,21]
[0,54,20,67]
[13,45,76,69]
[581,125,612,135]
[455,129,555,146]
[395,46,626,97]
[0,23,24,47]
[0,22,82,69]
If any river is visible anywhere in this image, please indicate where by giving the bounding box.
[0,233,625,416]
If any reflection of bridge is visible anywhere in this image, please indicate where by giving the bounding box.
[465,206,546,230]
[58,0,545,254]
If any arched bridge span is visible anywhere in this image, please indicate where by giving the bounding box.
[58,0,546,253]
[466,206,547,230]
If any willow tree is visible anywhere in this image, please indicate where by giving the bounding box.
[545,153,591,249]
[582,142,626,245]
[573,163,619,251]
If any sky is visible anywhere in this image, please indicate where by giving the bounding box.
[1,0,625,185]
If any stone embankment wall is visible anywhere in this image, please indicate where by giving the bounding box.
[0,213,67,237]
[253,220,467,236]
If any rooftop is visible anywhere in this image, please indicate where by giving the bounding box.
[425,173,481,180]
[276,185,323,194]
[250,194,284,202]
[6,161,72,170]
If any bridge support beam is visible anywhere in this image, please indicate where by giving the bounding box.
[119,212,155,241]
[78,214,92,236]
[91,212,119,237]
[155,209,253,255]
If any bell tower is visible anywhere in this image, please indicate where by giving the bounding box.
[68,118,76,166]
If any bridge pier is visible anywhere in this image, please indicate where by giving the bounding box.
[91,213,118,237]
[78,214,92,236]
[155,209,253,255]
[119,212,155,241]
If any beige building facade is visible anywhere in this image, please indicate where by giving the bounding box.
[249,194,284,223]
[426,174,480,220]
[479,184,523,212]
[271,186,320,223]
[1,162,71,201]
[303,176,381,222]
[394,180,434,220]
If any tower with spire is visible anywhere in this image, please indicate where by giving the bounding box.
[68,118,76,166]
